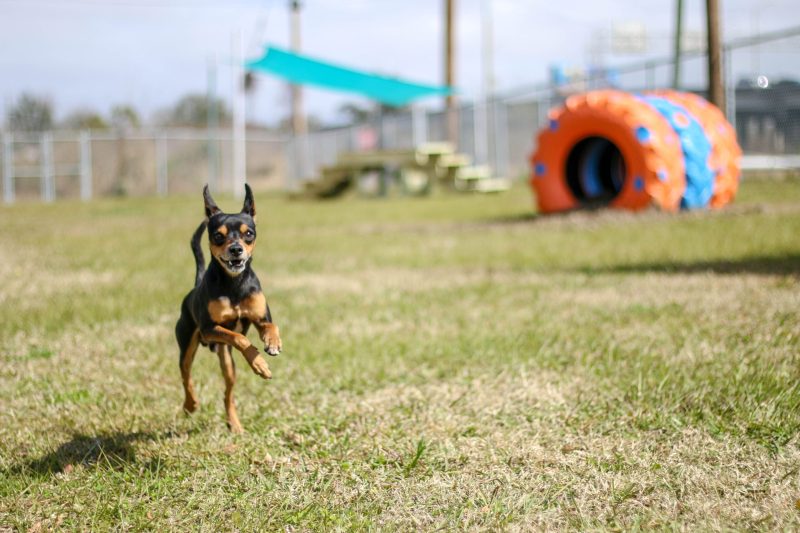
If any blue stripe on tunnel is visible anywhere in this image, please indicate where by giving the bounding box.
[639,95,714,209]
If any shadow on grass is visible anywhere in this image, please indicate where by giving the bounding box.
[12,431,171,478]
[483,207,657,227]
[581,253,800,276]
[486,212,542,225]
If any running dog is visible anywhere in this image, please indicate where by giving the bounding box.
[175,184,281,433]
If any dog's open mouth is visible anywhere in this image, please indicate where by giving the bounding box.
[226,258,245,270]
[218,256,247,275]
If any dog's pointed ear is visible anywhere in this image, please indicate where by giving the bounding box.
[203,184,221,219]
[241,183,256,220]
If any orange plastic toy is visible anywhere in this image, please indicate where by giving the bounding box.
[529,90,740,213]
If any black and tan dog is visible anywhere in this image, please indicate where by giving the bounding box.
[175,184,281,433]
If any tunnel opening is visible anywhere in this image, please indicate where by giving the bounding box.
[565,137,626,207]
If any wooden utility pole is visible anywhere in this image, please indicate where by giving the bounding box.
[672,0,684,89]
[445,0,458,147]
[290,0,307,135]
[706,0,726,115]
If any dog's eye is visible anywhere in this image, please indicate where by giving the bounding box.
[245,230,254,239]
[213,232,225,244]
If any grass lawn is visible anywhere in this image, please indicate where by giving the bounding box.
[1,177,799,530]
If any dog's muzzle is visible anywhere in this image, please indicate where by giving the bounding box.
[218,249,248,275]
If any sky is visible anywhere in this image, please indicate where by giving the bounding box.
[0,0,798,127]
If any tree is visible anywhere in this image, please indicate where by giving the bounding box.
[165,94,231,127]
[6,93,53,131]
[376,102,410,116]
[277,113,323,133]
[338,102,372,124]
[110,105,141,131]
[61,109,108,130]
[337,101,410,125]
[244,71,257,93]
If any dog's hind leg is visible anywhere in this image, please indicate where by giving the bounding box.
[177,322,201,414]
[217,344,243,433]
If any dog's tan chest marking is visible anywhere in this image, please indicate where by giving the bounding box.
[208,292,267,324]
[208,297,236,323]
[240,292,267,319]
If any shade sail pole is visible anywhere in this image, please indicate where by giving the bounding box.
[289,0,307,136]
[232,30,246,198]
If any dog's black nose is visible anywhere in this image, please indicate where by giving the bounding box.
[229,244,244,257]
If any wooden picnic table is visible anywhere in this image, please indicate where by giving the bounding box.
[301,143,510,198]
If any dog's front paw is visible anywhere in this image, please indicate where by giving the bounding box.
[251,354,272,379]
[265,338,282,356]
[262,325,282,356]
[243,345,272,379]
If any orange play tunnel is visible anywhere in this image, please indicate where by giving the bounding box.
[529,90,741,213]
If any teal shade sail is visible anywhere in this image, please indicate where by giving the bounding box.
[246,46,453,106]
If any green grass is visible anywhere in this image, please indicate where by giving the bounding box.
[1,178,800,530]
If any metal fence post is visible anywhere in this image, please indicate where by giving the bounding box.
[494,99,510,178]
[80,130,92,201]
[301,133,312,181]
[283,138,296,190]
[349,125,359,152]
[156,133,168,196]
[412,105,427,146]
[41,132,55,202]
[208,127,219,194]
[473,101,488,165]
[380,115,388,149]
[724,46,736,129]
[2,134,13,204]
[538,94,551,132]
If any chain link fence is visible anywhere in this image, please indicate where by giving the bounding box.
[0,129,286,202]
[2,27,798,203]
[728,32,800,160]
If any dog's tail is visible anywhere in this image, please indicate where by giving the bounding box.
[191,220,207,287]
